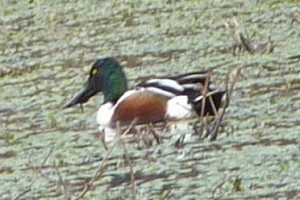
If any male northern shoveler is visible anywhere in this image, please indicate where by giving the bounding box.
[66,57,224,132]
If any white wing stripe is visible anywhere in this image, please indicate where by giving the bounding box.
[177,74,207,81]
[145,87,176,98]
[144,79,184,92]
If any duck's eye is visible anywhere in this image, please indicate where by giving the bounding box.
[91,68,99,76]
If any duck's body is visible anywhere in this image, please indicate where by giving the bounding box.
[66,58,224,132]
[97,88,194,129]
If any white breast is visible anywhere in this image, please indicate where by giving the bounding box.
[165,96,196,120]
[96,102,115,128]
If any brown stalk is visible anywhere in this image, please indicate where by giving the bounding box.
[196,71,212,139]
[208,92,218,116]
[200,70,212,118]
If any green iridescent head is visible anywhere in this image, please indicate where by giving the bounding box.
[66,57,128,107]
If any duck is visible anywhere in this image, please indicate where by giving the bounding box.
[66,57,224,134]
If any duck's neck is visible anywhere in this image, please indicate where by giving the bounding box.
[102,71,128,104]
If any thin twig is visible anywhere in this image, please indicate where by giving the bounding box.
[200,70,212,118]
[14,189,31,200]
[210,67,242,141]
[239,33,253,53]
[211,178,229,200]
[41,147,54,166]
[208,93,218,116]
[196,71,212,139]
[78,118,138,198]
[123,141,136,200]
[148,123,161,145]
[27,146,72,200]
[55,166,72,200]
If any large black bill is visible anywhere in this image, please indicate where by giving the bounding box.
[65,85,97,108]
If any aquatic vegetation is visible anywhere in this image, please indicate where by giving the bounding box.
[0,0,300,199]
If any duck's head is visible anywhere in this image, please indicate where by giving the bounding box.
[65,57,128,108]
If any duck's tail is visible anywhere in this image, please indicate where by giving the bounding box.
[171,72,225,116]
[192,90,225,116]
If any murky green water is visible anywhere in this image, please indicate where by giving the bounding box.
[1,0,300,199]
